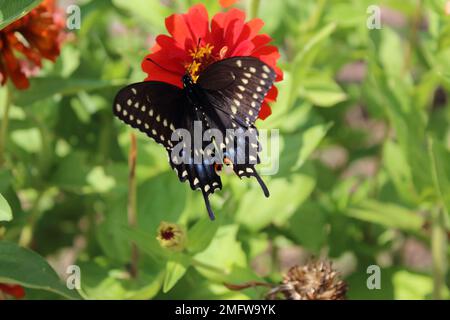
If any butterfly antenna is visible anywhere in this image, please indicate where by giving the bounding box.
[202,191,216,220]
[254,171,270,198]
[146,58,178,76]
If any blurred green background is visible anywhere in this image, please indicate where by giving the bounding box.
[0,0,449,300]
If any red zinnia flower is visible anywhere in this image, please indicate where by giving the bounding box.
[0,0,66,90]
[0,283,26,299]
[142,4,283,120]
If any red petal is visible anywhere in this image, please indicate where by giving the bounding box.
[142,48,186,74]
[251,34,272,51]
[224,19,246,55]
[183,4,210,45]
[245,18,264,40]
[142,65,183,88]
[6,33,42,66]
[223,8,246,24]
[2,45,29,89]
[258,102,272,120]
[265,85,278,102]
[165,12,194,49]
[155,35,189,61]
[0,284,26,299]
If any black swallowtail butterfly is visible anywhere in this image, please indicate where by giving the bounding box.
[113,56,276,220]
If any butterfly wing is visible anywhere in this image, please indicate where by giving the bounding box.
[113,82,184,150]
[197,56,276,127]
[113,81,222,220]
[197,57,276,196]
[169,112,223,220]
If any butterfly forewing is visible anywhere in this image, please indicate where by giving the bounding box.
[198,56,276,127]
[113,82,185,150]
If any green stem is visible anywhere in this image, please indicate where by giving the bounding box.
[0,85,12,167]
[128,132,139,278]
[19,190,45,248]
[248,0,260,19]
[431,208,447,300]
[428,137,449,299]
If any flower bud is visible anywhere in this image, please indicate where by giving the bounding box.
[156,221,187,252]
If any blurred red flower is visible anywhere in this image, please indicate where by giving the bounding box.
[142,4,283,120]
[0,283,25,299]
[219,0,239,8]
[0,0,66,90]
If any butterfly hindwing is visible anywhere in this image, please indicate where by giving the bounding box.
[113,82,185,150]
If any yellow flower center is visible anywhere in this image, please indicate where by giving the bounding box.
[186,43,223,82]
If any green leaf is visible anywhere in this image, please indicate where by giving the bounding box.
[194,225,246,281]
[0,0,43,30]
[293,122,333,169]
[187,218,219,254]
[78,257,163,300]
[347,201,425,233]
[289,202,326,253]
[301,75,347,107]
[383,140,417,203]
[111,0,170,32]
[13,77,127,106]
[236,171,316,231]
[392,270,437,300]
[0,193,12,222]
[0,241,81,299]
[163,260,188,293]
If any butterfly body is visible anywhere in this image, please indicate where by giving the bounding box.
[114,57,276,220]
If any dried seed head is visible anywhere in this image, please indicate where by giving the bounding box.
[267,261,347,300]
